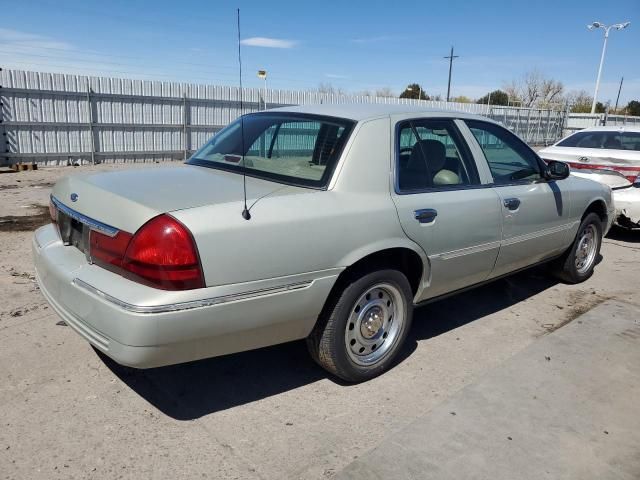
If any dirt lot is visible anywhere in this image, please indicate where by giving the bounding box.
[1,163,639,479]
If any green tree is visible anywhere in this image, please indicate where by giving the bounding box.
[451,95,472,103]
[399,84,429,100]
[626,100,640,116]
[476,90,509,106]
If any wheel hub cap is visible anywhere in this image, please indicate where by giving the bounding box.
[575,224,598,274]
[344,283,406,366]
[360,306,384,339]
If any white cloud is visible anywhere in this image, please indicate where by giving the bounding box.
[0,28,73,50]
[240,37,296,49]
[351,35,406,44]
[324,73,350,79]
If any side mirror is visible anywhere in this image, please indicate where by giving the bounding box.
[545,160,570,180]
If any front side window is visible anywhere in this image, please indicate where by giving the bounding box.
[466,120,543,184]
[397,119,479,192]
[189,113,354,188]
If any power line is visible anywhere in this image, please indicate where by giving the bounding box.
[0,49,241,79]
[0,42,235,70]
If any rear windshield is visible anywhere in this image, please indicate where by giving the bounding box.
[188,113,355,188]
[557,130,640,151]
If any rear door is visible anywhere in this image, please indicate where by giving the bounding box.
[390,118,502,301]
[463,120,573,278]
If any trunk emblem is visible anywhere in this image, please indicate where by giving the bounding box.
[70,193,79,202]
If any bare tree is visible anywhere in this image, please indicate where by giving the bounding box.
[375,87,395,98]
[504,70,564,108]
[565,90,597,113]
[317,82,346,96]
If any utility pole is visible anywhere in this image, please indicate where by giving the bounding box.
[444,46,459,102]
[614,76,624,113]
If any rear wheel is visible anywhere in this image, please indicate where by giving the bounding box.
[307,269,413,382]
[551,212,602,283]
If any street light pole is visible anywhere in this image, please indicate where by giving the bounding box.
[444,46,459,102]
[587,21,630,114]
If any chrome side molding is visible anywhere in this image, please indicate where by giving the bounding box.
[51,195,119,237]
[72,277,313,314]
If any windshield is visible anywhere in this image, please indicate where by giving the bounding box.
[188,113,355,188]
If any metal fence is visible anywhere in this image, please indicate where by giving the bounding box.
[564,113,640,136]
[1,68,569,166]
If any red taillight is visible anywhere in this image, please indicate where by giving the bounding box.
[89,215,204,291]
[90,230,133,269]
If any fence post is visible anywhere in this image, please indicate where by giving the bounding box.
[86,86,96,165]
[182,93,189,161]
[0,68,6,166]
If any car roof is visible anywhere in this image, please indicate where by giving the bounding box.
[265,103,488,122]
[571,125,640,133]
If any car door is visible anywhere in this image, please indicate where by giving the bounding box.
[390,118,502,301]
[463,119,573,278]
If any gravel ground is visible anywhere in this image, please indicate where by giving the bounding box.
[0,163,639,479]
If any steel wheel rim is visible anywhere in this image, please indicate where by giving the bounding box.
[575,224,598,274]
[344,283,405,366]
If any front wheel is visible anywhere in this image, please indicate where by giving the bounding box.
[306,269,413,382]
[551,212,603,283]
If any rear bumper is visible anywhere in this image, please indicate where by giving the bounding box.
[33,224,339,368]
[613,187,640,229]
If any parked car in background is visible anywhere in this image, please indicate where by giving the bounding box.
[34,104,613,382]
[539,126,640,229]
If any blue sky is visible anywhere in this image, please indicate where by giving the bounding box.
[1,0,639,104]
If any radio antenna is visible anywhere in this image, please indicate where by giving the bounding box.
[237,8,251,220]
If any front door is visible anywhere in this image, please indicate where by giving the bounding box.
[391,118,502,301]
[464,120,573,278]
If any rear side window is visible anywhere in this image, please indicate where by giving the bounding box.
[396,119,479,192]
[620,132,640,151]
[466,120,543,184]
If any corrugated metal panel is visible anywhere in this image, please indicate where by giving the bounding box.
[0,68,568,166]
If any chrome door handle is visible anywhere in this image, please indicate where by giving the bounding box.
[503,198,521,211]
[414,208,438,224]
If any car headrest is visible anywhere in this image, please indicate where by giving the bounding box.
[603,138,622,149]
[408,139,446,173]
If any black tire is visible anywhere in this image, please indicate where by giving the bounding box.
[306,269,414,382]
[551,212,603,284]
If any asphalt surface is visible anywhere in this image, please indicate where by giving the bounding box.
[1,164,639,479]
[337,300,640,480]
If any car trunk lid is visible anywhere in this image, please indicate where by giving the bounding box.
[51,164,288,234]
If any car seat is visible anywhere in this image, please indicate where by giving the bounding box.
[404,139,460,188]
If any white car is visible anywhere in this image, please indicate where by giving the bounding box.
[540,126,640,228]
